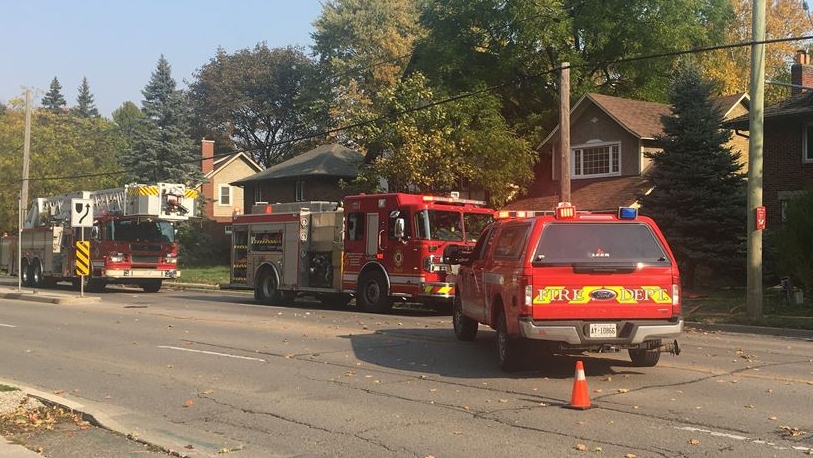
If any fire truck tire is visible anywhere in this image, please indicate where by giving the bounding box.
[79,276,105,293]
[256,268,282,304]
[629,340,661,367]
[30,261,43,288]
[141,280,163,293]
[496,310,522,372]
[20,260,31,287]
[453,295,478,341]
[356,271,393,313]
[319,293,352,309]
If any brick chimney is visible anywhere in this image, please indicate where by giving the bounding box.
[201,139,214,175]
[791,50,813,95]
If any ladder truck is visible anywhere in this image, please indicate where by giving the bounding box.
[0,183,197,293]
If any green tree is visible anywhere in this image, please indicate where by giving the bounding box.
[188,45,321,168]
[41,76,67,112]
[775,189,813,296]
[639,64,747,287]
[74,76,100,118]
[346,73,535,206]
[124,56,203,185]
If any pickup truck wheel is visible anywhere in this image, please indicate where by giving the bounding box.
[496,311,521,372]
[356,271,393,313]
[452,295,478,341]
[629,340,661,367]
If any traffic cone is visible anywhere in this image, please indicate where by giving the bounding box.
[566,360,592,410]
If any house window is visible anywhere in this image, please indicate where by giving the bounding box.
[295,180,305,201]
[219,185,231,206]
[572,143,621,178]
[804,123,813,163]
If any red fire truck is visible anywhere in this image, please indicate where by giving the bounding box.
[229,193,494,312]
[0,183,197,293]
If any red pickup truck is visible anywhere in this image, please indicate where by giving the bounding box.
[451,204,682,372]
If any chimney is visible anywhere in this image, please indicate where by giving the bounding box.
[201,139,214,175]
[791,50,813,95]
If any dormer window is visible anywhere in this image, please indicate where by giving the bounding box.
[572,142,621,178]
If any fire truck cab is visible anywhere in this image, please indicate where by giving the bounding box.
[451,203,683,371]
[229,193,494,313]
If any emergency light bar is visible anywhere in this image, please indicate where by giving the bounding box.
[555,202,576,219]
[495,210,553,219]
[421,194,486,206]
[618,207,638,219]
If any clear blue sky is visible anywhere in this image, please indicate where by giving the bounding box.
[0,1,324,117]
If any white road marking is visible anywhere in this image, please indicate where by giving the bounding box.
[158,345,267,362]
[0,323,17,328]
[675,426,812,453]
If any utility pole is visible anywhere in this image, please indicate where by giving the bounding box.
[22,89,32,214]
[747,0,766,320]
[559,62,571,203]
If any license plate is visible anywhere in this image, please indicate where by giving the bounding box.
[589,323,617,338]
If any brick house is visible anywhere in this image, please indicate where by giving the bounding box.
[231,143,364,211]
[726,51,813,229]
[197,139,263,248]
[507,92,749,211]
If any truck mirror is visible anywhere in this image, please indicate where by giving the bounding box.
[394,218,405,239]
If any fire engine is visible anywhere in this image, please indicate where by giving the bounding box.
[229,193,494,313]
[0,183,197,293]
[451,203,682,370]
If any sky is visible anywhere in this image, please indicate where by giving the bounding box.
[0,1,325,117]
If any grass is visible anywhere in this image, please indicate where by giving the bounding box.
[0,385,18,392]
[173,265,231,286]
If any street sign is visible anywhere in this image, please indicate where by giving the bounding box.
[755,206,767,230]
[75,241,90,276]
[71,198,94,228]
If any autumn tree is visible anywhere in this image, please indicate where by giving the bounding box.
[345,73,535,206]
[639,64,747,287]
[701,0,813,102]
[41,77,67,112]
[123,56,202,185]
[188,45,321,168]
[74,77,100,118]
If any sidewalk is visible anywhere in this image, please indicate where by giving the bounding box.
[0,285,101,306]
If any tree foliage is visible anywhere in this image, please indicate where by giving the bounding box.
[41,77,67,113]
[345,73,535,206]
[639,64,747,287]
[74,77,100,118]
[775,189,813,296]
[123,56,202,185]
[188,44,321,168]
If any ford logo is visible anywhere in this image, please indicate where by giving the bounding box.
[590,289,617,300]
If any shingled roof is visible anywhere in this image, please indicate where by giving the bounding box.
[727,90,813,129]
[232,144,364,185]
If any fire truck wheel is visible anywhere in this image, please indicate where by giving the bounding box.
[496,310,522,372]
[80,277,105,293]
[30,261,43,288]
[319,293,352,309]
[141,280,163,293]
[356,271,393,313]
[453,295,478,341]
[256,268,282,304]
[629,340,661,367]
[20,260,31,287]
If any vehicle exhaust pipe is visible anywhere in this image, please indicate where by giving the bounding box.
[657,339,680,355]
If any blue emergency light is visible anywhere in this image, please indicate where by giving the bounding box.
[617,207,638,220]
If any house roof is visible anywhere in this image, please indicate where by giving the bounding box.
[727,90,813,129]
[205,151,262,179]
[538,92,749,149]
[231,144,364,185]
[503,176,651,212]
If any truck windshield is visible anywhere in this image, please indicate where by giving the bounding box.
[108,220,175,243]
[415,210,493,242]
[533,222,669,265]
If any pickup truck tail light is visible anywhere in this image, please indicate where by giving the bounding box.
[520,276,534,317]
[672,275,681,316]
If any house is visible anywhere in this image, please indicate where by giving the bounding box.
[506,91,749,211]
[197,139,263,246]
[726,50,813,229]
[231,143,364,211]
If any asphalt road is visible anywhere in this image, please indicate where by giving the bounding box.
[1,284,813,457]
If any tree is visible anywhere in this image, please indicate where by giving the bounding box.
[188,45,321,168]
[775,189,813,297]
[345,73,535,206]
[74,77,100,118]
[41,77,67,112]
[639,64,747,287]
[123,56,203,185]
[701,0,813,102]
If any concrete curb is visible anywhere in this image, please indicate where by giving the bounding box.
[0,287,101,305]
[686,321,813,339]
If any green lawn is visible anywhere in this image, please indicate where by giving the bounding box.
[174,265,231,285]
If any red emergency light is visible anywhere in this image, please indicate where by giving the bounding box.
[555,202,576,219]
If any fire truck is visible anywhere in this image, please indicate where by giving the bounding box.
[229,193,494,312]
[0,183,197,293]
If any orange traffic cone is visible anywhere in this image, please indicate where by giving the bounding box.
[566,360,592,410]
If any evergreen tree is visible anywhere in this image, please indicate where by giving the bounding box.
[639,64,747,288]
[74,77,100,118]
[41,76,67,112]
[123,56,203,186]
